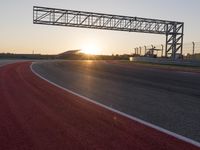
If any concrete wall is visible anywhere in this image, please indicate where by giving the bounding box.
[130,57,200,67]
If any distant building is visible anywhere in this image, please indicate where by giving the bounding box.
[57,49,82,59]
[59,49,81,55]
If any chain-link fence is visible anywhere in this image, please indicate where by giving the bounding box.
[183,42,200,55]
[134,44,165,57]
[134,42,200,59]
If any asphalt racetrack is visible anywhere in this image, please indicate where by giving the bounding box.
[0,61,200,150]
[33,60,200,143]
[0,59,25,67]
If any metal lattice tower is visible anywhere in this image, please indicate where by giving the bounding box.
[33,6,184,59]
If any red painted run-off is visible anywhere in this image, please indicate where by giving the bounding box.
[0,62,199,150]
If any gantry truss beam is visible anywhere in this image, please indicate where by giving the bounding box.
[33,6,184,59]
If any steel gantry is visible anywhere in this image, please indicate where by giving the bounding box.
[33,6,184,59]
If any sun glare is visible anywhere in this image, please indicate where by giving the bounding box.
[81,43,101,55]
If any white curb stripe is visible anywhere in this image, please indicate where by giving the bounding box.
[30,62,200,148]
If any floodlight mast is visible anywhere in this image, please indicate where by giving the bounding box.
[33,6,184,59]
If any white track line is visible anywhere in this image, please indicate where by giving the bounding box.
[30,62,200,148]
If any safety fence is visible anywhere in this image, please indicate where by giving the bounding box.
[134,42,200,58]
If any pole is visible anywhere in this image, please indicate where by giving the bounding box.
[192,42,195,55]
[151,45,154,55]
[144,46,147,56]
[161,44,164,57]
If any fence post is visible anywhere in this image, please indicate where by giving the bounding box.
[192,42,195,55]
[136,47,138,55]
[192,42,195,60]
[161,44,164,57]
[144,46,147,55]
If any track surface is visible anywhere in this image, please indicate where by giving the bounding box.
[33,60,200,142]
[0,59,25,67]
[0,62,199,149]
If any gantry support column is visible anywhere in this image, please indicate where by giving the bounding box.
[165,23,184,59]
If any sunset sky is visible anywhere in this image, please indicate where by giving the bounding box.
[0,0,200,55]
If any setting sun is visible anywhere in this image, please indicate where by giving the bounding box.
[81,43,101,55]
